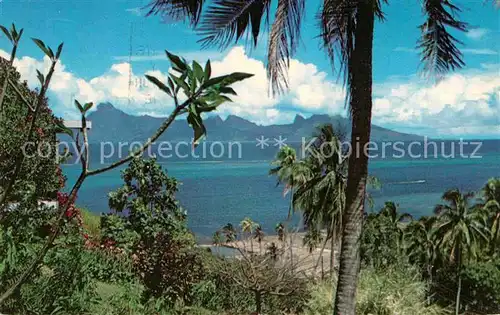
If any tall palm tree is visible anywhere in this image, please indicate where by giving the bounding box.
[146,1,473,312]
[294,124,347,275]
[240,217,256,252]
[270,145,311,270]
[434,189,489,315]
[253,224,265,254]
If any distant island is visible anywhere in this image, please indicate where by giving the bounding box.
[81,103,424,144]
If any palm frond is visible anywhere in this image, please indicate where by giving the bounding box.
[267,0,305,95]
[418,0,467,78]
[198,0,272,49]
[318,0,357,105]
[146,0,205,25]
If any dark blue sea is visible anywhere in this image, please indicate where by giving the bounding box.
[62,139,500,241]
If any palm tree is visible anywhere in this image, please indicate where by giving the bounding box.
[434,189,489,315]
[254,224,265,254]
[303,226,323,254]
[481,178,500,255]
[275,222,285,243]
[212,230,224,254]
[294,124,347,276]
[240,217,256,252]
[379,201,412,247]
[146,1,474,312]
[222,223,237,244]
[270,145,311,270]
[405,216,439,281]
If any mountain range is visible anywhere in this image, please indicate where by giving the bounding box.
[83,103,422,144]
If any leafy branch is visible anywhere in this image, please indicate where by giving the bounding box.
[0,23,24,113]
[0,49,253,304]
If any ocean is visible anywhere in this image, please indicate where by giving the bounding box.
[62,140,500,241]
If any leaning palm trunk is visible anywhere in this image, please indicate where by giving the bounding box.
[314,233,330,275]
[334,2,375,314]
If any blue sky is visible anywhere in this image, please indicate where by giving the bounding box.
[1,0,499,138]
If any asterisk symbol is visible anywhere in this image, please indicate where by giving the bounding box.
[273,135,287,149]
[256,136,270,149]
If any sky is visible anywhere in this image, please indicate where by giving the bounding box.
[0,0,499,139]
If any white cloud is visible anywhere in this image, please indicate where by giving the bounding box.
[2,47,499,138]
[466,28,490,40]
[372,69,500,138]
[461,48,498,56]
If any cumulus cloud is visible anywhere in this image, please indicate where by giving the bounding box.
[372,69,500,138]
[2,47,499,138]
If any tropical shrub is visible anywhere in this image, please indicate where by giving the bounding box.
[0,57,64,204]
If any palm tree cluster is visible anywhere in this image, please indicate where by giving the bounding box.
[364,178,500,315]
[270,124,379,275]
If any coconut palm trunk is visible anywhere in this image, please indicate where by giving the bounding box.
[334,2,375,314]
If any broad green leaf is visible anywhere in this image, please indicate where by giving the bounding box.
[75,100,84,113]
[0,25,13,43]
[48,47,55,59]
[10,24,17,41]
[165,50,187,72]
[219,87,237,95]
[54,120,74,138]
[55,42,64,59]
[174,72,188,95]
[36,70,45,86]
[145,74,172,97]
[170,74,190,96]
[200,72,252,90]
[221,72,254,86]
[187,109,206,147]
[167,77,175,93]
[16,29,24,43]
[32,38,52,58]
[189,66,197,94]
[204,60,211,81]
[192,61,204,83]
[83,102,94,112]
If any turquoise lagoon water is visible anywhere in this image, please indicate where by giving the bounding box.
[62,140,500,241]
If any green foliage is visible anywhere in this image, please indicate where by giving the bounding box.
[19,245,97,315]
[304,264,447,315]
[80,207,101,239]
[103,158,188,250]
[135,232,203,305]
[361,208,403,268]
[86,248,134,284]
[0,58,63,203]
[432,259,500,313]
